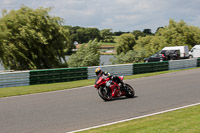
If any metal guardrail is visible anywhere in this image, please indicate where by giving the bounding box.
[88,64,133,79]
[0,71,30,88]
[29,67,88,85]
[0,58,200,88]
[169,58,197,70]
[197,58,200,67]
[133,61,168,74]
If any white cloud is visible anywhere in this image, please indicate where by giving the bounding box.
[0,0,200,32]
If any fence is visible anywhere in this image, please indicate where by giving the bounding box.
[0,71,30,88]
[133,61,168,74]
[197,58,200,67]
[1,58,200,88]
[30,67,88,85]
[88,64,133,79]
[169,58,197,70]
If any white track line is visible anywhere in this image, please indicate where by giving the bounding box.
[67,102,200,133]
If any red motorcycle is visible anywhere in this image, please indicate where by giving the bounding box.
[94,75,135,101]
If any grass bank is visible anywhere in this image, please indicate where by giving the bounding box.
[79,104,200,133]
[0,68,199,98]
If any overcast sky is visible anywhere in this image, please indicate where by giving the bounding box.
[0,0,200,33]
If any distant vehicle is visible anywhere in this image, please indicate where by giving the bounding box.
[162,46,189,59]
[144,51,166,63]
[144,50,180,63]
[189,45,200,58]
[162,50,180,60]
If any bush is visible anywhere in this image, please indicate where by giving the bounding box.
[68,39,100,67]
[111,50,146,64]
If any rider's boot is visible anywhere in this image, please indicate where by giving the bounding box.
[120,82,126,92]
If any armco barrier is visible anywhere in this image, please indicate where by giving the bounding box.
[88,64,133,79]
[197,58,200,67]
[0,71,30,88]
[1,58,200,88]
[30,67,88,85]
[169,59,197,70]
[133,61,169,74]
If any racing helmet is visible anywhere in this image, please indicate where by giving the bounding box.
[95,67,102,76]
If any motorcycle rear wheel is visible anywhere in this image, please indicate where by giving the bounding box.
[98,86,112,101]
[124,83,135,98]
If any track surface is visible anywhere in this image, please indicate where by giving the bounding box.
[0,69,200,133]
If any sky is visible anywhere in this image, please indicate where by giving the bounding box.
[0,0,200,33]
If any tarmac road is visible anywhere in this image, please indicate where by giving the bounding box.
[0,69,200,133]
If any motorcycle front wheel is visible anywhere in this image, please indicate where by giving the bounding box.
[124,83,135,98]
[98,86,112,101]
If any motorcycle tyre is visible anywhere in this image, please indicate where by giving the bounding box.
[98,86,112,101]
[124,83,135,98]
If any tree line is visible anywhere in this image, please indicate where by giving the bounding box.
[1,6,200,70]
[64,25,153,45]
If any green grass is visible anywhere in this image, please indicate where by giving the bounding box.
[99,42,117,46]
[113,36,121,42]
[79,105,200,133]
[0,68,199,98]
[0,79,95,98]
[98,36,120,46]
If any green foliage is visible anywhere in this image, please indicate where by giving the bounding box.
[0,6,71,70]
[143,28,152,35]
[115,33,136,55]
[113,31,130,36]
[134,35,167,57]
[76,27,100,43]
[134,19,200,57]
[100,29,114,42]
[67,39,100,67]
[65,26,101,44]
[156,19,200,48]
[132,30,146,40]
[111,50,146,64]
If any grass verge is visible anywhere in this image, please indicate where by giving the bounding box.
[79,104,200,133]
[0,68,199,98]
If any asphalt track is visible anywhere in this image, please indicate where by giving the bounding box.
[0,69,200,133]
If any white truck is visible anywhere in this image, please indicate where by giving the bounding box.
[162,46,189,59]
[189,45,200,58]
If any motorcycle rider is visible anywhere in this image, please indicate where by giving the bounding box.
[95,67,125,91]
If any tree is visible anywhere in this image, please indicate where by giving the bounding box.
[115,33,136,55]
[134,35,167,57]
[156,19,200,48]
[134,19,200,58]
[155,27,164,34]
[65,26,101,44]
[76,28,101,43]
[0,6,71,70]
[100,29,114,42]
[111,50,145,64]
[132,30,145,40]
[67,39,100,67]
[143,29,152,35]
[114,31,130,36]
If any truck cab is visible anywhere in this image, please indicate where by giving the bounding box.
[189,45,200,58]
